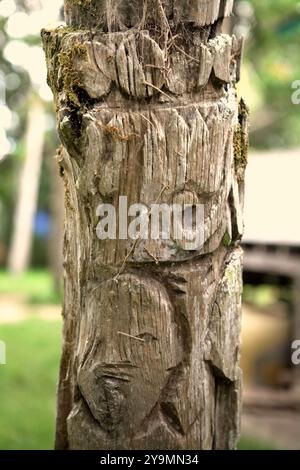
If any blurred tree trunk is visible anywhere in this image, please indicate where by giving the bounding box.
[43,0,248,450]
[8,96,45,274]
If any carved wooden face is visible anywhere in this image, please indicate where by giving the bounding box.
[77,274,183,436]
[52,30,240,264]
[80,99,235,264]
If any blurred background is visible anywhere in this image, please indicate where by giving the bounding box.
[0,0,300,450]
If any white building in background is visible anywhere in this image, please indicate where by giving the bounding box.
[242,149,300,388]
[244,149,300,248]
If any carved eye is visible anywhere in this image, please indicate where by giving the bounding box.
[136,332,158,343]
[117,331,158,343]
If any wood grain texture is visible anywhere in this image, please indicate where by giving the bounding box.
[64,0,234,30]
[42,0,247,450]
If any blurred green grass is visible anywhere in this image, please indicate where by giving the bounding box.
[0,318,277,450]
[238,437,277,450]
[0,271,278,450]
[0,270,61,305]
[0,318,61,449]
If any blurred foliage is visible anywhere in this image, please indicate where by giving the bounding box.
[0,0,59,265]
[243,284,292,308]
[0,7,30,248]
[240,0,300,148]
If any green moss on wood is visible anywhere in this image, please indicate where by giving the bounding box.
[58,41,87,107]
[42,28,88,108]
[234,98,249,181]
[222,231,232,247]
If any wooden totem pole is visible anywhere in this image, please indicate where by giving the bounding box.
[42,0,248,450]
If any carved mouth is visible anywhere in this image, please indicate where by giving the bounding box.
[94,367,138,432]
[77,360,139,432]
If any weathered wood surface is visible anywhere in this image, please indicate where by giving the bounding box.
[42,0,247,450]
[64,0,234,30]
